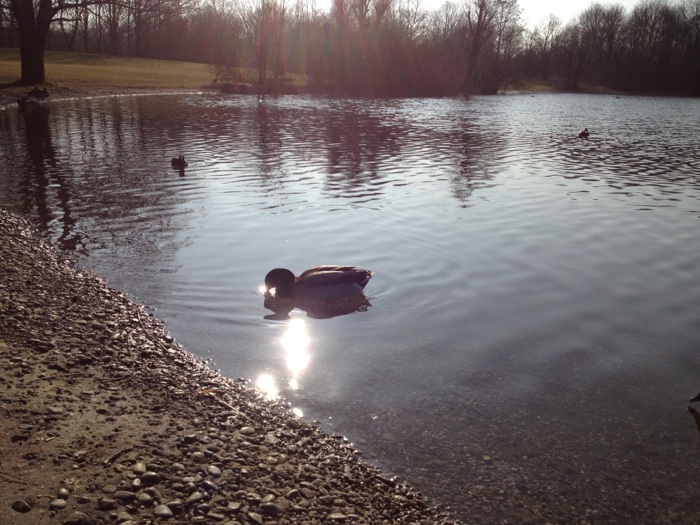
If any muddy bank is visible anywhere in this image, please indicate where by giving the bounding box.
[0,209,457,525]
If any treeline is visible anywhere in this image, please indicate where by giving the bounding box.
[1,0,698,96]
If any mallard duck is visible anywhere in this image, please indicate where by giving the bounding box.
[578,128,590,138]
[264,265,373,302]
[171,155,188,168]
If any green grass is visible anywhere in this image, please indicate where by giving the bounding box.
[0,48,216,89]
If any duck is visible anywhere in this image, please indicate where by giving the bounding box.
[171,155,188,168]
[27,86,50,99]
[578,128,590,138]
[264,265,373,302]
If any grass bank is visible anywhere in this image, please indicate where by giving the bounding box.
[0,48,214,90]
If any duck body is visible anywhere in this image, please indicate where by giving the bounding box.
[578,128,590,138]
[27,86,50,99]
[171,155,188,168]
[264,265,373,302]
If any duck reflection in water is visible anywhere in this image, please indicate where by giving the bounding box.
[262,265,373,319]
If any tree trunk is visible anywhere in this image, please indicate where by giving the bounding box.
[9,0,58,84]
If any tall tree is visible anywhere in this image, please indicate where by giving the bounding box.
[6,0,67,83]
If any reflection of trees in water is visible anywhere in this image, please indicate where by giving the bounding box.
[0,98,197,291]
[17,106,80,252]
[449,120,500,206]
[324,105,400,200]
[254,102,286,183]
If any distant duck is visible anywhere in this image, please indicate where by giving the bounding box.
[264,265,373,302]
[171,155,188,168]
[27,86,50,99]
[578,128,590,138]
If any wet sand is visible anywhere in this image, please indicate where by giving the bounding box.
[0,209,456,525]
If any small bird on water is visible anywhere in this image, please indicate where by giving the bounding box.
[171,155,188,168]
[578,128,590,138]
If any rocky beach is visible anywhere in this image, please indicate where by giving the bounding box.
[0,209,457,525]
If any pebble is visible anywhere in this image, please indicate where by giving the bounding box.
[98,497,118,510]
[114,490,136,501]
[153,504,173,518]
[50,498,68,509]
[12,500,32,513]
[248,511,264,524]
[140,471,161,485]
[261,502,285,517]
[136,492,153,505]
[62,511,90,525]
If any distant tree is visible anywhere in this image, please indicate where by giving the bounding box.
[464,0,497,93]
[425,1,465,92]
[530,14,563,79]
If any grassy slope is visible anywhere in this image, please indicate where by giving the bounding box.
[0,48,214,89]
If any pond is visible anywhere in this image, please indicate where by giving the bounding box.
[1,92,700,523]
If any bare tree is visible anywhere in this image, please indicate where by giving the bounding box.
[464,0,497,93]
[531,13,562,78]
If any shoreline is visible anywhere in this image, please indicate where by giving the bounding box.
[0,84,215,110]
[0,209,457,524]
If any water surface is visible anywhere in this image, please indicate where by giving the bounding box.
[1,93,699,523]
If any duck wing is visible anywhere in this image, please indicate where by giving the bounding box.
[297,266,372,288]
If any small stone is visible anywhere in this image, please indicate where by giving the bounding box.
[319,495,335,506]
[136,492,153,505]
[140,471,161,485]
[12,500,32,513]
[153,504,173,518]
[114,491,136,502]
[207,465,222,477]
[261,502,285,517]
[98,497,118,511]
[327,513,348,521]
[186,491,206,504]
[191,451,207,463]
[57,487,71,499]
[62,511,90,525]
[239,426,256,436]
[300,487,316,499]
[132,462,147,474]
[50,498,68,509]
[248,512,264,524]
[202,479,218,492]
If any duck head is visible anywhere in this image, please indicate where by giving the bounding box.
[264,268,296,296]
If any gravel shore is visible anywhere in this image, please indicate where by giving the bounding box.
[0,209,457,525]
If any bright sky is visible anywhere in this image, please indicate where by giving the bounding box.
[419,0,640,28]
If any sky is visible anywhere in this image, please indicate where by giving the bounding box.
[418,0,641,28]
[515,0,638,27]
